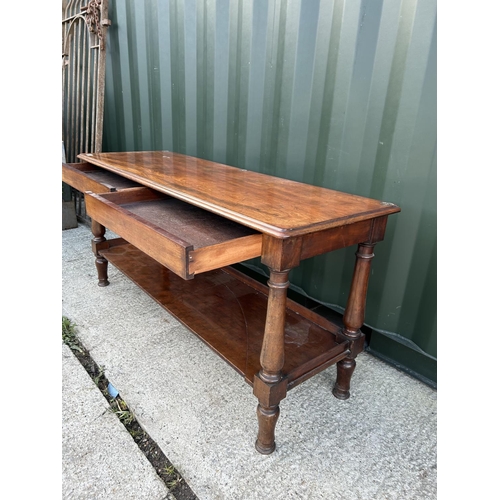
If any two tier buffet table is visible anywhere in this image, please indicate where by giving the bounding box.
[62,151,400,454]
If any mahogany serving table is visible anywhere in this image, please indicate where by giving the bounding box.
[63,151,400,454]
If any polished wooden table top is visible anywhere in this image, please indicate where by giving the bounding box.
[79,151,400,238]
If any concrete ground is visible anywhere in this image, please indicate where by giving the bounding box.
[62,223,437,500]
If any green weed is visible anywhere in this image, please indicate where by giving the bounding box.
[164,465,183,489]
[109,398,135,425]
[62,316,83,353]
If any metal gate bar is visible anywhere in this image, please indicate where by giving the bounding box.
[62,0,110,219]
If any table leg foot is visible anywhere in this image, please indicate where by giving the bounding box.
[255,403,279,455]
[95,256,110,287]
[333,357,356,400]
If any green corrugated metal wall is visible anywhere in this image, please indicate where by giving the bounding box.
[102,0,437,385]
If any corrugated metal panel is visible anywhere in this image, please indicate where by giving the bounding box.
[102,0,437,383]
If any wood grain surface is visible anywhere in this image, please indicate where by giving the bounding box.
[78,151,400,238]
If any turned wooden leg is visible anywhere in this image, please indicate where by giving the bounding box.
[91,219,109,287]
[253,269,289,455]
[333,243,374,400]
[333,358,356,400]
[255,404,280,454]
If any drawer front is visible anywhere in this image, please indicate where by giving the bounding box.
[85,188,262,280]
[188,234,262,275]
[62,162,140,193]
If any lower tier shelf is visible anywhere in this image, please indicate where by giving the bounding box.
[100,242,350,390]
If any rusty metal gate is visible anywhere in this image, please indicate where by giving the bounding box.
[62,0,110,217]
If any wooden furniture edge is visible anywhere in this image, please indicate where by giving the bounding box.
[77,152,401,239]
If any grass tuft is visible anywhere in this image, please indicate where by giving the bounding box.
[62,316,83,352]
[109,398,135,425]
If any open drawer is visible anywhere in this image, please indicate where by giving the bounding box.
[62,162,140,193]
[85,187,263,280]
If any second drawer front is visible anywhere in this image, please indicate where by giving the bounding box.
[62,162,140,194]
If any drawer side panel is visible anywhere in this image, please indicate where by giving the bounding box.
[86,193,191,279]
